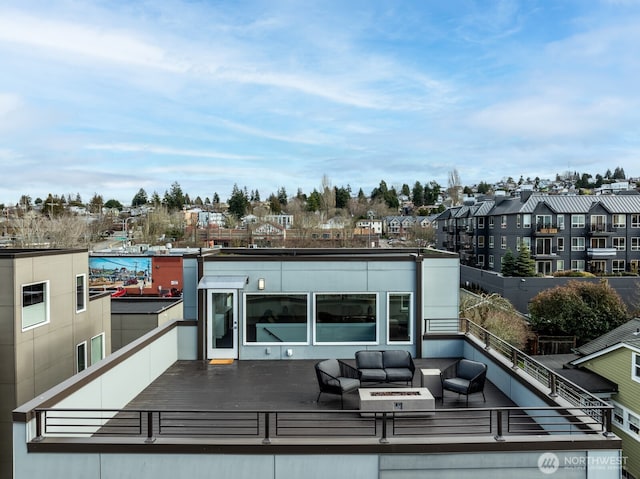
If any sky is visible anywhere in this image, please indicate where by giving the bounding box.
[1,0,640,206]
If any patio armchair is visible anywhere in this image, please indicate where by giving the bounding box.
[315,359,361,409]
[440,359,487,406]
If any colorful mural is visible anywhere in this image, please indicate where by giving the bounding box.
[89,257,152,291]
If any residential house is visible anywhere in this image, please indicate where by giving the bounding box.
[571,318,640,478]
[1,249,111,479]
[435,192,640,275]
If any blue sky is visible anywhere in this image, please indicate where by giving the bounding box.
[1,0,640,205]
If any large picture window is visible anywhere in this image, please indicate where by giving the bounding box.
[388,293,411,343]
[22,281,50,330]
[315,293,376,343]
[245,294,308,343]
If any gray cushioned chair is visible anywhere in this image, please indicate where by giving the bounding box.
[315,359,361,408]
[440,359,487,406]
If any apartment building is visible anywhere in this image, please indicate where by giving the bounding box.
[435,192,640,275]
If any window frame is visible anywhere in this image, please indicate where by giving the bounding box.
[76,274,87,313]
[613,237,626,251]
[613,214,626,228]
[387,292,413,344]
[571,260,585,272]
[243,293,310,345]
[522,214,532,228]
[76,341,87,373]
[489,236,494,249]
[571,237,585,251]
[536,214,552,228]
[612,259,625,274]
[631,237,640,251]
[632,214,640,228]
[557,237,564,252]
[313,292,378,345]
[501,215,507,228]
[501,236,507,250]
[633,353,640,384]
[572,214,586,228]
[90,333,105,365]
[21,280,50,331]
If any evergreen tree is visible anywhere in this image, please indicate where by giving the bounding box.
[306,189,322,212]
[335,186,351,209]
[268,193,282,214]
[227,184,250,219]
[412,181,424,207]
[163,182,185,210]
[131,188,148,207]
[613,167,626,179]
[277,187,288,207]
[515,244,536,277]
[501,249,517,276]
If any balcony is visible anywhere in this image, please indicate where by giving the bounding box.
[587,247,617,258]
[588,224,614,236]
[533,224,559,235]
[13,319,620,478]
[532,248,557,259]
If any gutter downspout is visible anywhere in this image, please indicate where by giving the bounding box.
[414,253,423,358]
[197,254,205,360]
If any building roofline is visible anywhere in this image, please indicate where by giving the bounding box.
[571,342,640,366]
[0,248,88,258]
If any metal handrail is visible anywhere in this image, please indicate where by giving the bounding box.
[33,405,609,444]
[423,317,612,426]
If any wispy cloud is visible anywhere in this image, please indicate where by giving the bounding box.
[85,143,260,161]
[1,1,640,204]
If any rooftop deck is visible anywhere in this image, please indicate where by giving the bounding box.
[18,320,619,459]
[126,358,512,411]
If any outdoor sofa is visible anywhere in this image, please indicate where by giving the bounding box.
[355,350,415,385]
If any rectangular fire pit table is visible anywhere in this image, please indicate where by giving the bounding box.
[358,387,435,416]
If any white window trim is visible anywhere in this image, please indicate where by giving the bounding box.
[633,353,640,384]
[21,280,50,332]
[76,273,87,313]
[242,292,310,346]
[572,214,586,228]
[90,333,106,364]
[386,292,413,345]
[76,341,87,373]
[312,292,379,346]
[611,399,640,442]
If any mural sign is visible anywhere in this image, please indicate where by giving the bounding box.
[89,257,152,292]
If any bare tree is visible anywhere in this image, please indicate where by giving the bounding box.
[447,168,463,207]
[12,214,90,248]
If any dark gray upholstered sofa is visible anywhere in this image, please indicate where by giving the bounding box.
[355,350,415,385]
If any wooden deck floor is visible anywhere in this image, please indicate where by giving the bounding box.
[125,358,517,411]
